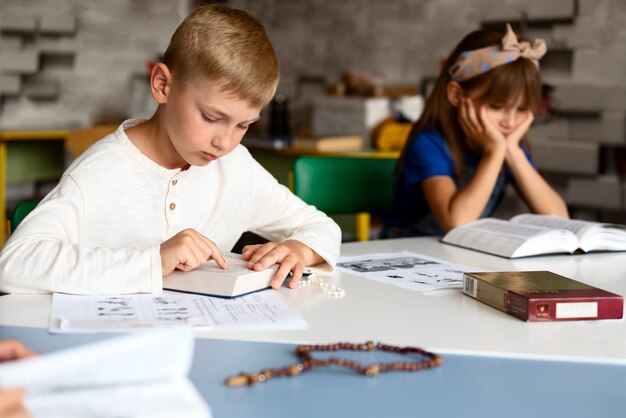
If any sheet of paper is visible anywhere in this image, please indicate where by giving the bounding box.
[25,378,209,418]
[0,329,194,390]
[0,330,211,418]
[336,250,483,293]
[49,290,307,333]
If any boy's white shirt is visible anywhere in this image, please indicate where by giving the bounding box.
[0,119,341,294]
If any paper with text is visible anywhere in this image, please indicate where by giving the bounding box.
[49,290,307,333]
[336,251,483,293]
[0,330,211,418]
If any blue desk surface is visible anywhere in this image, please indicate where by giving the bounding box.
[2,326,625,418]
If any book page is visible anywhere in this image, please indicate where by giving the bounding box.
[196,252,278,276]
[443,218,580,258]
[511,214,626,252]
[442,219,544,258]
[49,291,306,333]
[510,214,598,237]
[25,378,209,418]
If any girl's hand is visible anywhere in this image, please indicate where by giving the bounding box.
[480,107,534,149]
[458,98,504,153]
[242,240,316,289]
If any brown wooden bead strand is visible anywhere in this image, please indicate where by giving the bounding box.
[225,341,443,386]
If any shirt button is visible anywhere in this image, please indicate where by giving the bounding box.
[169,202,176,211]
[172,180,178,186]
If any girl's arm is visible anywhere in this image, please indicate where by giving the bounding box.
[422,146,505,232]
[423,99,507,232]
[479,106,570,218]
[505,145,569,217]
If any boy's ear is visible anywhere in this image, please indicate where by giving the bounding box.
[446,81,463,107]
[150,63,172,104]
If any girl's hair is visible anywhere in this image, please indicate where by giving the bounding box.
[163,4,279,109]
[395,26,542,185]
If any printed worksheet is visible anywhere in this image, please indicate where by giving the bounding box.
[336,251,484,293]
[49,290,307,333]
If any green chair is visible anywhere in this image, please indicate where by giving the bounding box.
[9,199,39,234]
[292,156,396,241]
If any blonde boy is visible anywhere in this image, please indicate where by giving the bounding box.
[0,5,341,294]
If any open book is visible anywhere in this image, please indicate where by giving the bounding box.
[163,252,278,298]
[442,214,626,258]
[0,330,210,417]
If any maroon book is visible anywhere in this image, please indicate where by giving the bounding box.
[463,271,624,322]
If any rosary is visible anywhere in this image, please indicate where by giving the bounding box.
[225,341,443,386]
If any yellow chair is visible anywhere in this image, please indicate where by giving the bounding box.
[292,156,396,241]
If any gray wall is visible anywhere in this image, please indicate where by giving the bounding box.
[1,0,625,221]
[0,0,188,129]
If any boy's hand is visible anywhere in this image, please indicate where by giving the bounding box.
[0,388,30,418]
[160,229,228,276]
[0,340,35,418]
[241,240,316,289]
[0,340,36,362]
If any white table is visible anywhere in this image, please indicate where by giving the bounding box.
[2,237,625,363]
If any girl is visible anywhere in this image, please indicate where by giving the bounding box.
[383,24,568,237]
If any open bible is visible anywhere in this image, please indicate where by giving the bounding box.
[441,214,626,258]
[163,252,278,298]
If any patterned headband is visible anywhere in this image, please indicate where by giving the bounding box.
[449,23,547,82]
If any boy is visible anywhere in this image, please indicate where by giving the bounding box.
[0,4,341,294]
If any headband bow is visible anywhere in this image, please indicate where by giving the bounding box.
[449,23,547,82]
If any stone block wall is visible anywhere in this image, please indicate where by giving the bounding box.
[0,0,187,130]
[1,0,625,222]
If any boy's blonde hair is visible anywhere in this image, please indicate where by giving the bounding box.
[163,4,279,109]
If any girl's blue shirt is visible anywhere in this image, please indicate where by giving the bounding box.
[383,129,536,237]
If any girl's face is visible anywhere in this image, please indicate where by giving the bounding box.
[478,94,532,139]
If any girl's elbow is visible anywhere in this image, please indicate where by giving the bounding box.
[439,214,473,232]
[540,199,570,219]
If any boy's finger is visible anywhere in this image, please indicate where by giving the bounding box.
[241,244,261,260]
[191,232,227,269]
[287,263,304,288]
[0,340,36,361]
[270,262,292,289]
[247,243,277,267]
[206,242,227,269]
